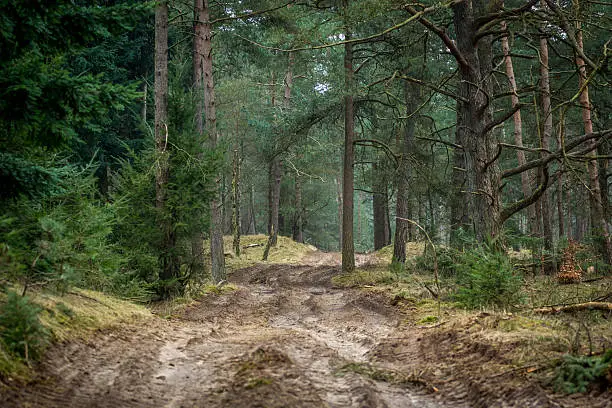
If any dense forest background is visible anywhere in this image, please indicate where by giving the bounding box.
[1,0,610,300]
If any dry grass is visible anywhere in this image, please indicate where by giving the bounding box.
[221,234,316,271]
[355,244,612,375]
[374,242,425,263]
[31,288,152,343]
[332,265,396,287]
[0,286,152,382]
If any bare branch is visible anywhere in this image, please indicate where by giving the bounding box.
[404,4,469,69]
[483,103,526,135]
[502,129,612,179]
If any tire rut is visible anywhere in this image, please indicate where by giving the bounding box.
[2,261,440,407]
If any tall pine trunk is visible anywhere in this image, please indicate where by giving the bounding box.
[201,0,225,283]
[293,174,303,243]
[393,80,417,264]
[341,0,355,273]
[336,177,343,250]
[373,161,388,250]
[268,159,281,245]
[575,20,612,264]
[452,0,501,243]
[539,3,554,257]
[191,0,206,278]
[501,21,537,237]
[232,148,241,256]
[155,1,179,287]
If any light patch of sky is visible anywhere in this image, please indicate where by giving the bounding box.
[314,83,330,94]
[314,63,328,76]
[328,33,345,41]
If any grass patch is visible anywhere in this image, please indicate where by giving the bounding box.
[332,267,396,287]
[0,286,151,383]
[244,376,274,389]
[375,242,425,264]
[213,235,316,271]
[417,315,439,325]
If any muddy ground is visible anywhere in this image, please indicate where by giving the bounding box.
[2,252,610,407]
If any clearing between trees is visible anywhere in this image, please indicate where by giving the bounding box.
[2,243,610,408]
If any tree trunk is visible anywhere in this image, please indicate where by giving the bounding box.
[232,148,241,256]
[155,1,179,287]
[501,21,537,237]
[384,191,391,245]
[293,174,303,243]
[268,158,281,245]
[201,0,225,283]
[341,3,355,273]
[373,162,388,250]
[452,0,501,243]
[336,177,343,250]
[539,5,554,256]
[557,117,566,239]
[249,184,257,234]
[450,132,468,243]
[557,177,564,238]
[575,22,612,264]
[357,190,362,246]
[342,5,355,273]
[599,143,610,222]
[191,0,206,278]
[142,80,147,123]
[393,80,417,265]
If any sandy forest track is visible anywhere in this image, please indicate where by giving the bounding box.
[2,254,609,407]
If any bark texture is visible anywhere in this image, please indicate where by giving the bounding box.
[191,0,206,278]
[201,0,226,283]
[452,0,502,242]
[341,3,355,273]
[501,21,537,237]
[373,162,390,250]
[293,175,303,243]
[393,80,417,264]
[232,148,241,256]
[575,25,612,264]
[539,7,554,253]
[268,159,281,246]
[155,1,179,284]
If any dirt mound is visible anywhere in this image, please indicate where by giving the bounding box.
[222,346,325,407]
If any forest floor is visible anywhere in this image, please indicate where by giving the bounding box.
[2,247,611,407]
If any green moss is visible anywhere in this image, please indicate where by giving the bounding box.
[0,286,151,380]
[244,376,273,389]
[215,235,315,271]
[417,315,439,325]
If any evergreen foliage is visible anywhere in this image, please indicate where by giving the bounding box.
[553,351,612,394]
[0,290,49,362]
[454,247,525,310]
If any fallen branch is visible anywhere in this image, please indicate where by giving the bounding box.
[243,243,264,249]
[534,302,612,314]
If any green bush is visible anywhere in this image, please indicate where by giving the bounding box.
[0,291,49,361]
[552,351,612,394]
[414,246,458,277]
[454,247,524,310]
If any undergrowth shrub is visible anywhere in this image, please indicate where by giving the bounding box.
[413,246,458,277]
[552,351,612,393]
[0,290,49,362]
[454,247,524,310]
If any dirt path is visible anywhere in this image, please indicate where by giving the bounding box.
[3,255,608,407]
[3,255,439,407]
